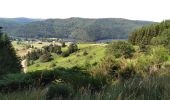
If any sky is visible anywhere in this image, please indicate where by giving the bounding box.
[0,0,169,22]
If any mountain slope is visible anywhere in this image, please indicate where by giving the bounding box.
[0,18,44,35]
[0,18,154,41]
[128,20,170,45]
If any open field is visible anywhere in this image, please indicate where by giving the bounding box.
[12,41,107,72]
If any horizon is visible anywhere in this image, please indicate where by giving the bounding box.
[0,0,169,22]
[0,17,160,22]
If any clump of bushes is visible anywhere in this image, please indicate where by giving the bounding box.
[139,43,150,53]
[40,53,52,62]
[119,66,136,81]
[61,43,78,57]
[61,51,70,57]
[106,41,135,58]
[91,57,121,80]
[46,83,74,100]
[68,43,78,54]
[43,44,62,54]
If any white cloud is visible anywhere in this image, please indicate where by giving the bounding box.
[0,0,169,21]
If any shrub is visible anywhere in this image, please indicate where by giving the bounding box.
[61,51,70,57]
[106,41,135,58]
[139,43,149,53]
[93,57,121,80]
[119,66,136,81]
[35,64,40,67]
[150,46,169,64]
[26,59,34,66]
[49,63,56,68]
[43,44,62,54]
[83,51,88,56]
[68,43,78,53]
[39,53,52,62]
[92,62,98,66]
[61,42,66,47]
[46,83,74,100]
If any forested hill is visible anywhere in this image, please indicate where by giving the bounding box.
[0,18,44,35]
[0,17,154,41]
[128,20,170,45]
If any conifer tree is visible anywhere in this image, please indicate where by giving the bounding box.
[0,27,21,76]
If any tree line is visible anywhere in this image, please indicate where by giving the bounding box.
[129,20,170,46]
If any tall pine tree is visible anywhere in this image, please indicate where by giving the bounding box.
[0,27,21,76]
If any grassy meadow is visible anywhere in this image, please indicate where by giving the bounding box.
[12,41,106,71]
[0,39,169,100]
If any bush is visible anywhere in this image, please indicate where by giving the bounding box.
[68,43,78,54]
[49,63,56,68]
[150,46,169,64]
[61,42,66,47]
[35,64,40,67]
[39,53,52,62]
[106,41,135,58]
[61,51,70,57]
[139,43,149,53]
[92,57,121,80]
[26,59,34,66]
[83,51,88,56]
[46,83,74,100]
[119,66,136,81]
[43,44,62,54]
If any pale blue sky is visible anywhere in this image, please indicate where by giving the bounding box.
[0,0,169,22]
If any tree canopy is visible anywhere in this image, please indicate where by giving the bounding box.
[0,28,21,76]
[0,18,153,41]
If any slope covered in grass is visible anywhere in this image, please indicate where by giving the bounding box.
[27,43,106,71]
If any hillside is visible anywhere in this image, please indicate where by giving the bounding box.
[129,20,170,46]
[0,18,44,35]
[0,18,154,41]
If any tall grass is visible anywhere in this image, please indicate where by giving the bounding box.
[1,74,170,100]
[0,88,45,100]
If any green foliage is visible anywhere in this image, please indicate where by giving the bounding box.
[43,44,62,54]
[106,41,135,58]
[48,62,56,68]
[139,43,149,53]
[0,33,21,76]
[83,50,88,56]
[129,20,170,46]
[46,83,74,100]
[61,42,66,47]
[26,50,42,61]
[0,67,108,93]
[68,43,78,54]
[97,57,121,79]
[39,52,52,62]
[118,66,136,81]
[2,18,152,41]
[26,59,34,66]
[61,51,70,57]
[0,89,45,100]
[151,29,170,50]
[150,46,169,64]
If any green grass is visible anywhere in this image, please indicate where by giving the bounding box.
[0,89,46,100]
[27,43,106,72]
[2,74,170,100]
[12,41,107,72]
